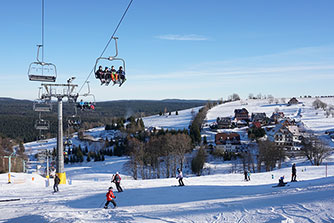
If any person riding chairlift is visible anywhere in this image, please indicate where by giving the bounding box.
[110,66,117,84]
[116,66,126,84]
[95,66,104,80]
[102,67,109,84]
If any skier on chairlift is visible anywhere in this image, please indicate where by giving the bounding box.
[95,66,104,81]
[116,66,126,85]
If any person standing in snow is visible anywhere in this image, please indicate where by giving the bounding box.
[244,170,248,181]
[112,172,123,192]
[104,187,117,209]
[291,163,297,182]
[53,174,60,192]
[176,168,184,186]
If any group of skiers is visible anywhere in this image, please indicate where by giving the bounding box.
[51,163,298,208]
[95,65,126,86]
[275,163,298,187]
[104,172,123,209]
[77,100,95,110]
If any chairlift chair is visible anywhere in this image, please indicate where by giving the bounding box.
[93,37,126,86]
[37,133,48,143]
[33,100,52,112]
[67,115,81,129]
[35,119,50,130]
[28,45,57,82]
[77,82,97,110]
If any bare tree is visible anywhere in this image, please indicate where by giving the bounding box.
[268,95,274,104]
[257,140,285,172]
[301,135,331,166]
[232,93,241,101]
[174,133,192,170]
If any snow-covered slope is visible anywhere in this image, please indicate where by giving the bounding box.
[1,154,334,223]
[2,97,334,222]
[142,106,202,130]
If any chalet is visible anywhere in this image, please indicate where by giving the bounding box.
[215,132,241,152]
[288,97,299,105]
[234,108,249,121]
[266,122,302,153]
[217,117,232,129]
[251,112,267,124]
[267,125,293,148]
[270,112,284,124]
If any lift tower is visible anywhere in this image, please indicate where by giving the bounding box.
[41,79,78,184]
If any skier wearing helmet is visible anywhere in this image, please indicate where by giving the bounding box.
[104,187,116,209]
[112,172,123,192]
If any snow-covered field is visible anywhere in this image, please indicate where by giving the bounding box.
[2,97,334,222]
[142,107,202,130]
[1,154,334,223]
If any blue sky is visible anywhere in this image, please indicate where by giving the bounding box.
[1,0,334,101]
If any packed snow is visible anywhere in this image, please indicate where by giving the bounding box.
[1,155,334,222]
[1,97,334,222]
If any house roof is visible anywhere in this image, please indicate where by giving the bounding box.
[234,108,249,114]
[215,132,240,144]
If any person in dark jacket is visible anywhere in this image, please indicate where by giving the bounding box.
[53,174,60,192]
[116,66,126,84]
[112,172,123,192]
[95,66,104,81]
[104,187,116,209]
[291,163,297,182]
[244,170,249,181]
[277,176,287,187]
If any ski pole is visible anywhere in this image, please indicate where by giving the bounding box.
[99,200,105,208]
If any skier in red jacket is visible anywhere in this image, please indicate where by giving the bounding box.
[104,187,116,209]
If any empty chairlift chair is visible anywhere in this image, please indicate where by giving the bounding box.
[33,100,52,112]
[35,119,50,130]
[28,45,57,82]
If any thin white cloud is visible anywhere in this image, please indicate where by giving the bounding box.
[156,34,209,41]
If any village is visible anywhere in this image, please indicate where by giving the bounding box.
[202,97,324,160]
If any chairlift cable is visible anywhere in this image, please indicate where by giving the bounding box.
[41,0,45,63]
[78,0,134,93]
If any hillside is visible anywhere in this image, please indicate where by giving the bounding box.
[0,98,206,142]
[203,97,334,145]
[1,97,334,222]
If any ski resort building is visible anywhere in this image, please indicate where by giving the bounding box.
[215,132,241,152]
[216,117,233,129]
[234,108,249,121]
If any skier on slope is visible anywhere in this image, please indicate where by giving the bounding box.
[291,163,297,182]
[176,168,185,186]
[112,172,123,192]
[277,176,287,187]
[53,174,60,192]
[104,187,117,209]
